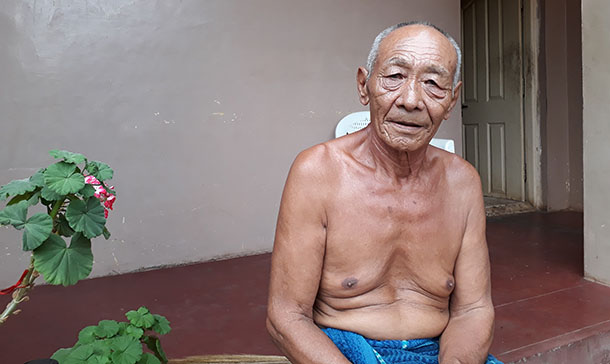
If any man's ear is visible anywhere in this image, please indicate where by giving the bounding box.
[444,81,463,120]
[357,67,370,106]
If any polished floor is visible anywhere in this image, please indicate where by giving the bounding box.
[2,211,609,363]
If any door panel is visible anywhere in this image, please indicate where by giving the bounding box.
[461,0,525,200]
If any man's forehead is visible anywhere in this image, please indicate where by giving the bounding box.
[378,25,456,70]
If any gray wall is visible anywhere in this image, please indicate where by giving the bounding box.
[583,0,610,284]
[0,0,461,286]
[542,0,583,211]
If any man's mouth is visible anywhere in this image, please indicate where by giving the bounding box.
[386,120,425,129]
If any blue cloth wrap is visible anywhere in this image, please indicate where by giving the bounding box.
[322,327,503,364]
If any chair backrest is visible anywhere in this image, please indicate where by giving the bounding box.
[335,111,455,153]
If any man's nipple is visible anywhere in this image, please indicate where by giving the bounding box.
[342,277,358,289]
[446,278,455,291]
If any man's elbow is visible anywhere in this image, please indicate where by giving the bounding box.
[266,304,294,344]
[266,303,313,344]
[266,315,283,344]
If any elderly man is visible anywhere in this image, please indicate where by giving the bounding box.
[267,22,502,364]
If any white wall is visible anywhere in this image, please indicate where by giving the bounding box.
[0,0,461,286]
[583,0,610,284]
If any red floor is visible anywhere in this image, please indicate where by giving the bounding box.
[2,211,609,363]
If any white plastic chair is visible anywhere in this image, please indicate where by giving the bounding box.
[335,111,455,153]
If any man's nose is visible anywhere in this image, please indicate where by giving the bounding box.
[396,78,424,111]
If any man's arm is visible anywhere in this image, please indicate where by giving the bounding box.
[267,146,351,364]
[439,166,495,364]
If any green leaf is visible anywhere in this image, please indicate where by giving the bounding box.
[87,355,110,364]
[27,190,42,206]
[109,336,142,364]
[95,320,120,338]
[78,325,98,345]
[30,169,46,187]
[50,150,87,164]
[66,198,106,238]
[79,184,96,198]
[52,348,73,363]
[126,307,155,329]
[117,321,130,335]
[125,325,144,339]
[22,212,53,251]
[93,339,112,362]
[33,233,93,286]
[55,213,75,237]
[65,343,94,364]
[0,200,27,228]
[44,162,85,195]
[102,226,111,240]
[91,339,112,357]
[137,353,161,364]
[152,314,171,335]
[0,178,37,200]
[142,335,168,364]
[7,189,40,206]
[86,161,114,182]
[41,185,65,201]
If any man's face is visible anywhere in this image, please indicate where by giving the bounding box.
[358,25,461,152]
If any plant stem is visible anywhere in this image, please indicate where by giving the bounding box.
[49,199,64,220]
[0,256,38,325]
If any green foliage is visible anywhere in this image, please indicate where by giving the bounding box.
[52,307,171,364]
[44,162,85,195]
[0,200,28,228]
[33,233,93,286]
[86,161,114,182]
[49,150,87,164]
[66,198,106,239]
[0,178,37,200]
[41,185,64,201]
[54,213,75,237]
[7,190,40,206]
[142,335,168,363]
[126,307,156,329]
[0,150,116,287]
[22,213,54,251]
[152,314,171,335]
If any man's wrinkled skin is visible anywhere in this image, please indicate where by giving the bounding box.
[267,25,495,364]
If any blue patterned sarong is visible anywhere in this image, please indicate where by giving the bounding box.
[322,327,503,364]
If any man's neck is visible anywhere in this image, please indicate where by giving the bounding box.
[363,127,429,184]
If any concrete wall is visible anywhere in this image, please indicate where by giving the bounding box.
[583,0,610,284]
[0,0,461,286]
[542,0,583,211]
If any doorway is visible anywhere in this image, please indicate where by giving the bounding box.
[461,0,526,202]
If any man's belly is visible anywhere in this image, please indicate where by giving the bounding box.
[312,288,450,340]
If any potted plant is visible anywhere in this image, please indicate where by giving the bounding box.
[51,306,171,364]
[0,150,116,323]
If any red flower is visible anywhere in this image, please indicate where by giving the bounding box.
[84,175,116,218]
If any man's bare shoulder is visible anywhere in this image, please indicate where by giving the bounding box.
[431,147,482,194]
[290,135,355,180]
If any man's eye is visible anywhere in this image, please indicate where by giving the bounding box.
[424,79,439,86]
[388,74,404,79]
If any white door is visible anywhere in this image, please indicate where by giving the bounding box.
[461,0,525,200]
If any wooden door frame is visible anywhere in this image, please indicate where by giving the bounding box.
[522,0,543,208]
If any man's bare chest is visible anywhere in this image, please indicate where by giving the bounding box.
[320,182,466,299]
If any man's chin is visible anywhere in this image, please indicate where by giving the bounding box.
[380,133,430,153]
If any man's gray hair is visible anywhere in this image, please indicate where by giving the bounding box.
[365,21,462,90]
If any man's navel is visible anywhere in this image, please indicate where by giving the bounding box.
[342,277,359,289]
